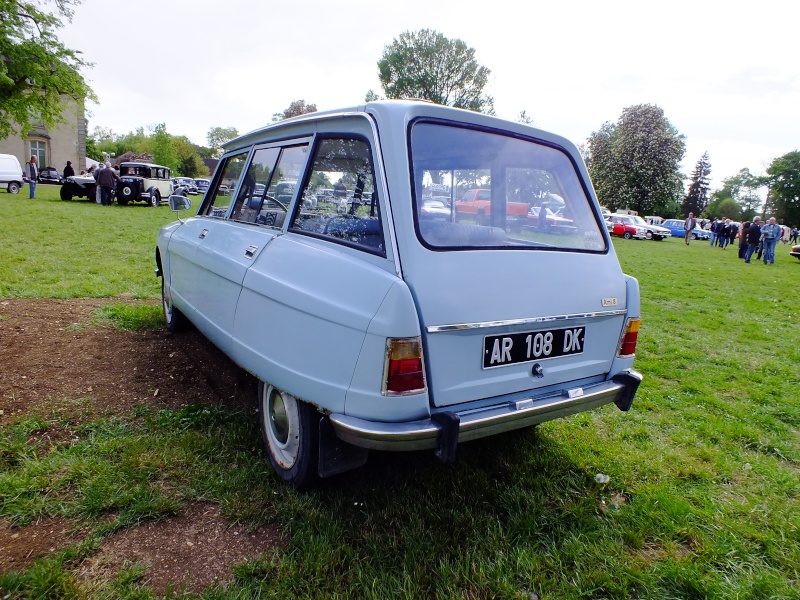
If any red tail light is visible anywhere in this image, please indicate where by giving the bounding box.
[617,318,640,357]
[382,338,427,396]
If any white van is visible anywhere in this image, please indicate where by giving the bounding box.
[0,154,23,194]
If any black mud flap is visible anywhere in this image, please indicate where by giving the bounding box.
[612,370,643,412]
[318,416,369,478]
[432,411,460,464]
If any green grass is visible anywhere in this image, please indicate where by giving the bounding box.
[1,191,799,598]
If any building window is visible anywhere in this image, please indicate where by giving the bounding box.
[30,140,46,166]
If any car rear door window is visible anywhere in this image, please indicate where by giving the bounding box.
[289,137,384,255]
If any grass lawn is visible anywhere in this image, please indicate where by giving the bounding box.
[1,186,799,598]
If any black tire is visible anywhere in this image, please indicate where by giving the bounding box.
[654,236,664,241]
[623,231,632,239]
[645,231,653,240]
[161,277,187,333]
[8,182,20,194]
[60,185,73,201]
[150,190,161,208]
[258,382,319,489]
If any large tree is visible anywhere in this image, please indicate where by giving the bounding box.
[206,126,239,158]
[272,99,317,122]
[708,167,763,221]
[586,104,685,216]
[376,29,493,113]
[766,150,800,226]
[682,152,711,216]
[0,0,95,140]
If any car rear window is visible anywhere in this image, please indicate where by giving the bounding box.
[410,122,606,252]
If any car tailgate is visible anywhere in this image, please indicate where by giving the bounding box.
[404,249,628,408]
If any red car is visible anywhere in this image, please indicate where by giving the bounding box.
[608,215,647,239]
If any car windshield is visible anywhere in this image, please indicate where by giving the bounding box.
[410,121,606,251]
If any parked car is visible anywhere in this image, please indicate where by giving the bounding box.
[419,198,452,221]
[194,178,210,193]
[37,166,62,185]
[172,177,198,195]
[790,244,800,260]
[608,214,648,239]
[156,100,642,488]
[455,188,529,230]
[0,153,23,194]
[627,215,671,240]
[60,174,97,201]
[661,218,710,240]
[118,162,173,206]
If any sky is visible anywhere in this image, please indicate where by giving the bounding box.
[58,0,799,191]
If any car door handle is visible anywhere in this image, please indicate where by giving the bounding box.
[199,229,209,239]
[244,245,258,259]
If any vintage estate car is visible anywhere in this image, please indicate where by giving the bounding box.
[608,214,648,239]
[172,177,199,195]
[60,174,97,201]
[118,162,173,206]
[661,218,710,240]
[194,178,210,194]
[156,100,642,488]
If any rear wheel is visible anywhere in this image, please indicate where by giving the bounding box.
[8,182,20,194]
[623,231,632,239]
[692,233,699,240]
[258,383,319,489]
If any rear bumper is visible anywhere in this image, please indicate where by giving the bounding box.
[330,370,642,452]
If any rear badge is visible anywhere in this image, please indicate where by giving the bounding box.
[602,297,618,307]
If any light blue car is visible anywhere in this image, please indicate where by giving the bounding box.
[662,218,710,240]
[156,100,643,488]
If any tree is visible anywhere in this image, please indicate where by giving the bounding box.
[708,168,763,221]
[376,29,493,114]
[206,126,239,158]
[272,99,317,122]
[682,152,711,216]
[586,104,685,216]
[0,0,96,140]
[150,123,178,172]
[766,150,800,226]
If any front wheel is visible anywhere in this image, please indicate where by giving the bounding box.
[60,185,73,201]
[161,277,187,333]
[150,191,161,207]
[258,383,319,489]
[8,182,20,194]
[623,231,632,239]
[645,231,653,240]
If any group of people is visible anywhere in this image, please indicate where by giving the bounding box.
[683,213,785,265]
[23,156,119,205]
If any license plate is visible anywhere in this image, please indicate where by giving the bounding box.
[483,326,585,369]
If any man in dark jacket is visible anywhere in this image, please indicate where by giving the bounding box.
[744,217,762,263]
[738,222,750,259]
[63,161,75,179]
[96,164,121,206]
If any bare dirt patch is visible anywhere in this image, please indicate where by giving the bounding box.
[0,299,279,592]
[80,503,284,596]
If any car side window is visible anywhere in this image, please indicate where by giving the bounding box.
[202,151,248,218]
[230,147,280,225]
[256,145,308,228]
[290,137,384,255]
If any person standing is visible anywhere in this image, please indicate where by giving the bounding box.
[93,163,104,203]
[760,217,782,265]
[683,212,697,245]
[96,162,121,206]
[728,220,739,248]
[24,155,38,198]
[63,161,75,179]
[709,218,718,247]
[738,222,750,259]
[744,217,762,263]
[718,219,731,249]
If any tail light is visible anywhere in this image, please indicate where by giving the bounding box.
[617,318,640,358]
[382,337,427,396]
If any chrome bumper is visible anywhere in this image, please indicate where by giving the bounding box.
[330,370,642,452]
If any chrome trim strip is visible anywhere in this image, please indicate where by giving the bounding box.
[426,309,628,333]
[329,375,638,452]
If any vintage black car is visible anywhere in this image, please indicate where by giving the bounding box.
[60,174,97,201]
[38,166,63,185]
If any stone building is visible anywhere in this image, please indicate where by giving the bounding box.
[0,96,87,175]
